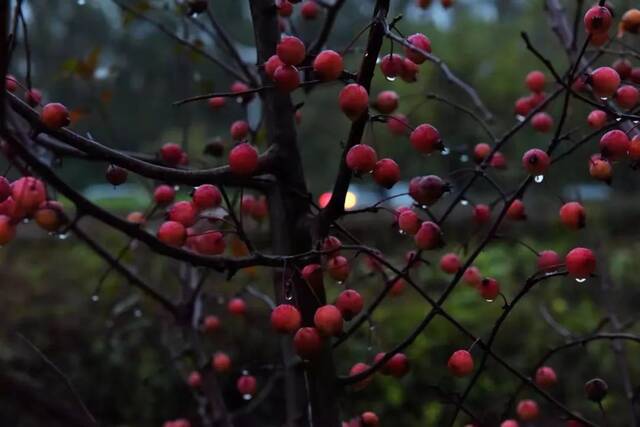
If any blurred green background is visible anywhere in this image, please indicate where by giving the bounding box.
[2,0,640,426]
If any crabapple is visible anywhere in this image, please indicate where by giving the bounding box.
[599,129,630,160]
[615,85,639,109]
[612,58,632,79]
[584,6,613,34]
[620,8,640,34]
[34,201,65,232]
[294,327,324,359]
[187,371,202,388]
[346,144,377,174]
[379,54,404,79]
[565,247,596,279]
[501,421,519,427]
[398,210,420,235]
[416,0,431,8]
[339,83,369,120]
[531,112,553,133]
[11,176,46,214]
[231,81,253,102]
[632,68,640,84]
[409,175,447,205]
[301,1,319,19]
[473,143,491,163]
[168,201,197,226]
[349,362,372,390]
[479,277,500,301]
[190,231,225,255]
[447,350,474,377]
[25,88,42,107]
[372,158,400,188]
[516,399,539,421]
[202,315,220,333]
[410,124,442,154]
[228,298,247,316]
[375,90,399,114]
[589,154,612,183]
[271,304,302,334]
[587,110,607,129]
[405,33,431,64]
[378,352,410,377]
[230,120,250,140]
[400,58,419,82]
[208,96,226,109]
[5,74,17,92]
[265,55,285,80]
[212,352,231,373]
[414,221,443,250]
[387,113,408,135]
[473,204,491,225]
[535,366,558,388]
[276,36,306,65]
[323,235,342,255]
[277,0,293,16]
[361,412,379,427]
[335,289,363,321]
[313,50,344,81]
[506,199,526,220]
[538,250,561,271]
[389,278,406,296]
[157,221,186,246]
[237,375,257,395]
[302,263,324,290]
[327,255,350,281]
[154,185,176,205]
[522,148,550,175]
[585,378,608,402]
[440,253,461,274]
[590,67,620,98]
[192,184,221,210]
[105,164,127,186]
[314,305,343,337]
[514,97,532,116]
[160,143,183,165]
[0,215,16,245]
[229,143,259,175]
[441,0,453,8]
[463,266,482,287]
[40,103,70,129]
[559,202,586,230]
[491,151,508,169]
[127,211,145,224]
[525,70,546,93]
[273,65,300,92]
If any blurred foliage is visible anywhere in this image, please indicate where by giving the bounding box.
[3,0,640,426]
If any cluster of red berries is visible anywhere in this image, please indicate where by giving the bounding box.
[513,70,553,132]
[277,0,320,20]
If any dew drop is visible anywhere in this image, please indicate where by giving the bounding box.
[421,205,428,209]
[441,147,450,156]
[236,96,243,104]
[58,233,69,240]
[516,114,525,122]
[575,277,587,284]
[91,294,100,302]
[134,309,143,318]
[534,175,544,183]
[460,200,469,206]
[398,229,406,235]
[485,298,495,303]
[242,394,253,401]
[616,117,622,122]
[242,369,249,375]
[22,218,30,224]
[600,97,609,101]
[285,292,294,301]
[173,185,180,192]
[385,75,397,82]
[633,120,639,124]
[336,281,343,286]
[460,154,469,162]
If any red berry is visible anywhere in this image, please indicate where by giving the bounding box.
[231,81,254,103]
[612,58,632,79]
[265,55,285,80]
[349,362,372,390]
[473,204,491,225]
[236,375,257,395]
[506,199,526,220]
[314,305,343,337]
[375,352,410,377]
[375,90,399,114]
[372,158,400,189]
[192,184,222,210]
[600,129,630,160]
[514,96,532,116]
[5,74,17,92]
[463,266,482,287]
[327,255,350,281]
[500,420,519,427]
[615,85,639,109]
[584,6,613,34]
[335,289,363,321]
[389,278,406,296]
[409,175,447,206]
[105,164,127,186]
[559,201,586,230]
[490,151,508,169]
[229,143,259,175]
[207,96,227,110]
[398,209,420,235]
[185,371,202,389]
[448,350,474,377]
[405,33,432,64]
[168,201,197,226]
[414,221,442,250]
[521,148,550,175]
[40,103,70,129]
[361,411,379,427]
[590,67,620,98]
[25,88,42,107]
[346,144,378,174]
[277,0,293,17]
[271,304,302,334]
[157,221,186,246]
[479,277,500,301]
[416,0,432,8]
[228,297,247,316]
[410,124,442,154]
[440,253,461,274]
[587,109,607,129]
[629,135,640,161]
[323,235,342,255]
[379,54,404,79]
[154,185,176,205]
[273,65,300,92]
[0,215,16,245]
[400,58,419,82]
[212,352,231,373]
[276,36,306,65]
[312,50,343,81]
[34,201,65,232]
[189,230,225,255]
[531,112,553,133]
[473,143,491,163]
[302,263,324,290]
[160,143,184,165]
[294,327,324,359]
[11,176,46,214]
[441,0,453,8]
[301,1,319,19]
[525,70,546,93]
[516,399,539,421]
[565,247,596,278]
[535,366,558,388]
[230,120,250,140]
[538,250,561,271]
[339,83,369,120]
[387,113,409,135]
[589,154,612,182]
[202,315,220,333]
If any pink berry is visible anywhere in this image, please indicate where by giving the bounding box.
[584,6,613,34]
[521,148,550,175]
[40,103,71,129]
[531,112,553,133]
[346,144,377,174]
[525,70,546,93]
[440,253,461,274]
[447,350,474,377]
[294,327,324,359]
[313,50,344,81]
[599,129,630,160]
[559,201,586,230]
[590,67,620,98]
[157,221,186,246]
[339,83,369,120]
[375,90,399,114]
[410,124,442,154]
[314,305,343,337]
[372,158,400,188]
[160,143,184,165]
[587,109,607,129]
[229,143,259,175]
[276,36,306,65]
[335,289,363,321]
[404,33,432,64]
[565,247,596,279]
[414,221,442,250]
[538,250,561,271]
[271,304,302,334]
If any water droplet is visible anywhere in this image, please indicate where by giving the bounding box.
[441,147,450,156]
[134,309,142,317]
[385,75,397,82]
[516,114,525,122]
[242,369,249,375]
[242,394,253,400]
[22,218,30,224]
[460,154,469,162]
[173,185,180,192]
[633,120,639,124]
[58,233,69,240]
[421,205,428,209]
[336,281,343,286]
[398,229,406,235]
[460,200,469,206]
[600,97,609,101]
[485,298,495,303]
[91,294,100,302]
[575,277,587,284]
[285,293,293,301]
[235,96,244,104]
[616,117,622,122]
[534,175,544,183]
